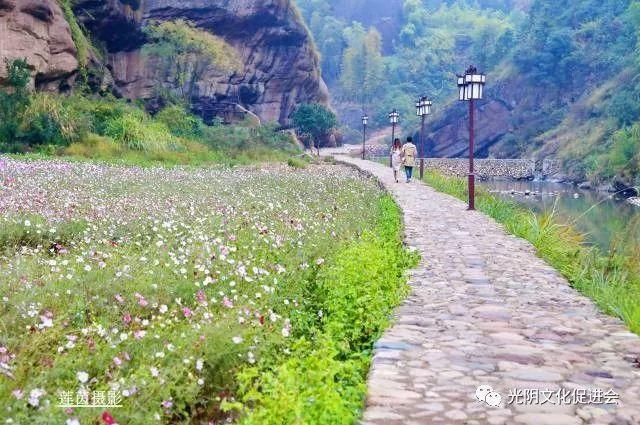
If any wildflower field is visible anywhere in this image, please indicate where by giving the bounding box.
[0,158,414,424]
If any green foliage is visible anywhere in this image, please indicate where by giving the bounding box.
[291,103,337,147]
[0,60,31,150]
[155,104,204,138]
[340,24,385,106]
[143,20,241,105]
[0,58,298,164]
[298,0,521,130]
[286,157,308,169]
[230,196,417,423]
[19,94,88,147]
[603,124,640,180]
[423,171,640,333]
[514,0,633,89]
[58,0,93,68]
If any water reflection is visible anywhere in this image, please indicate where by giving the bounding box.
[479,179,640,251]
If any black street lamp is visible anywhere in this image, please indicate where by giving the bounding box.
[416,96,432,179]
[457,66,486,210]
[389,109,399,167]
[361,114,369,160]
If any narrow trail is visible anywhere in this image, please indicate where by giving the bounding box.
[334,155,640,425]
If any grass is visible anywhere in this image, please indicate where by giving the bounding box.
[0,159,416,424]
[422,170,640,333]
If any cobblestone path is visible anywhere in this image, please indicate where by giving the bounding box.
[336,156,640,425]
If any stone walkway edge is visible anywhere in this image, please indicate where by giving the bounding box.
[333,155,640,425]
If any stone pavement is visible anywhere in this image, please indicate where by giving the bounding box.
[335,156,640,425]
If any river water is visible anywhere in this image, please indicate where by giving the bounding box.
[479,179,640,251]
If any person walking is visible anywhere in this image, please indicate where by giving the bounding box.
[390,138,403,183]
[402,136,418,183]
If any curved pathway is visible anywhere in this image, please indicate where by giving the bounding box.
[335,156,640,425]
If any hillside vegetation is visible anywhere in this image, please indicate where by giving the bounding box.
[0,56,296,166]
[297,0,640,184]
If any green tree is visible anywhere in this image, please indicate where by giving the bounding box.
[340,25,385,108]
[291,103,337,152]
[0,59,31,150]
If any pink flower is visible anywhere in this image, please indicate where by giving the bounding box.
[182,307,192,318]
[114,294,125,304]
[134,293,148,307]
[122,313,132,325]
[196,290,206,304]
[134,330,146,340]
[102,411,117,425]
[222,297,233,308]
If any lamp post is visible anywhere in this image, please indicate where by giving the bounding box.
[361,114,369,160]
[389,109,399,167]
[457,66,486,210]
[416,96,432,179]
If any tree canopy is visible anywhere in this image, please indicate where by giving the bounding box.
[291,103,337,148]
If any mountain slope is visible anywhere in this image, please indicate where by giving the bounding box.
[0,0,328,125]
[297,0,640,185]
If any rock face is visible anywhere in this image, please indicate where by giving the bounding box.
[73,0,328,124]
[0,0,78,91]
[425,73,555,160]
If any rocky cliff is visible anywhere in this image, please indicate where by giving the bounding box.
[426,74,549,160]
[0,0,78,91]
[0,0,328,125]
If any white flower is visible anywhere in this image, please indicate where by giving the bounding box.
[232,336,243,344]
[282,327,290,338]
[150,367,159,377]
[159,305,168,314]
[77,371,89,383]
[40,316,53,329]
[197,378,204,386]
[195,359,204,371]
[24,220,31,227]
[28,388,46,407]
[66,418,80,425]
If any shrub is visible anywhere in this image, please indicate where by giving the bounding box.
[291,103,337,149]
[18,94,87,147]
[156,105,203,138]
[287,157,308,168]
[0,59,31,151]
[103,112,182,152]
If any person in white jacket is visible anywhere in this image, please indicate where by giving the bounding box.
[390,138,402,183]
